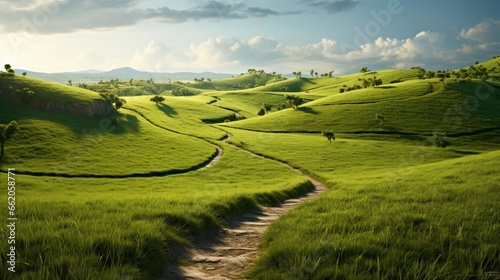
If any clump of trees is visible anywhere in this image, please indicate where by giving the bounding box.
[285,95,303,109]
[433,131,448,148]
[360,67,370,74]
[358,76,382,88]
[292,71,302,79]
[0,120,19,158]
[322,131,335,143]
[258,103,272,116]
[4,64,15,75]
[150,94,165,105]
[99,93,126,110]
[172,88,199,96]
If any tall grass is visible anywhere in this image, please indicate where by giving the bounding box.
[0,143,312,279]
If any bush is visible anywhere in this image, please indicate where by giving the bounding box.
[433,131,448,148]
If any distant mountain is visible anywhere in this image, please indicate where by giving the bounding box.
[15,67,234,85]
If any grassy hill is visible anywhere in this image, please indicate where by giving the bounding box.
[250,149,500,279]
[1,73,104,104]
[0,57,499,279]
[0,98,217,176]
[223,78,500,136]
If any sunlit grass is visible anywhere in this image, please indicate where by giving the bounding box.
[0,143,311,279]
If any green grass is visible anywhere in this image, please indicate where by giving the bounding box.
[207,91,290,118]
[0,99,216,175]
[223,79,500,135]
[249,149,500,279]
[0,141,312,280]
[123,95,233,139]
[1,74,104,104]
[1,57,499,279]
[215,126,500,279]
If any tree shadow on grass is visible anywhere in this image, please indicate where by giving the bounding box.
[158,103,178,118]
[297,106,319,115]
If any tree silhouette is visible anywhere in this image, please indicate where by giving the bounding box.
[0,120,19,158]
[322,131,335,143]
[150,95,165,106]
[4,64,15,75]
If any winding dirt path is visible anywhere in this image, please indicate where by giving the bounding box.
[159,140,327,280]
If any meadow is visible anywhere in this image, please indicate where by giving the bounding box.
[0,57,499,279]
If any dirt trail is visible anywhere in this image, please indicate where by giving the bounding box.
[159,141,327,280]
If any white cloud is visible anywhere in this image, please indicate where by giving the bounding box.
[126,31,499,74]
[460,19,500,42]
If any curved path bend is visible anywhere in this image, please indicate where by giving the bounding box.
[159,137,327,280]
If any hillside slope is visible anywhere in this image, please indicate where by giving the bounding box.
[224,78,500,136]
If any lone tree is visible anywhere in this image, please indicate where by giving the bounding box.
[150,94,165,106]
[360,67,369,74]
[0,120,19,158]
[257,108,266,116]
[322,131,335,143]
[375,114,385,127]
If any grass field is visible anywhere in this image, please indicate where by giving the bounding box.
[0,57,499,279]
[0,139,311,279]
[249,149,500,279]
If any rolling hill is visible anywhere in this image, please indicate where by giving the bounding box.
[0,57,499,279]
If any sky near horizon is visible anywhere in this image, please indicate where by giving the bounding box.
[0,0,499,75]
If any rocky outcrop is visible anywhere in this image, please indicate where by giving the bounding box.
[1,91,113,117]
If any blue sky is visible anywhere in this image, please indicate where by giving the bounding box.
[0,0,499,74]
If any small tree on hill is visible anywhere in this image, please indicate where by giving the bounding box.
[360,67,369,74]
[257,108,266,116]
[0,120,19,158]
[322,131,335,143]
[150,95,165,106]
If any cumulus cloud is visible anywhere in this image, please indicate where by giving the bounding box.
[129,30,497,74]
[460,19,500,42]
[0,0,291,34]
[303,0,359,14]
